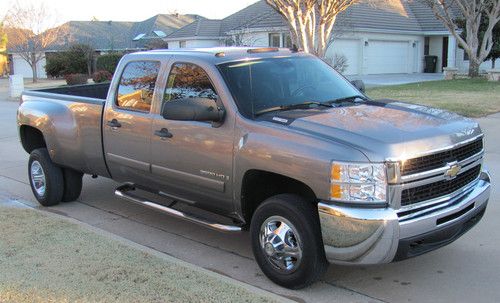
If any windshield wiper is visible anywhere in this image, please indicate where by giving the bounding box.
[325,95,369,105]
[254,101,332,116]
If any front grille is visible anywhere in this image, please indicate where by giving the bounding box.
[401,165,481,206]
[401,139,483,176]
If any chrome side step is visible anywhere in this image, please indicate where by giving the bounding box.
[114,184,242,233]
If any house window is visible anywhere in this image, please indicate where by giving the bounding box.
[269,33,280,47]
[464,51,469,61]
[179,41,186,48]
[282,33,292,48]
[424,37,430,56]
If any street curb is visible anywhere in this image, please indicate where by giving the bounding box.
[0,197,294,303]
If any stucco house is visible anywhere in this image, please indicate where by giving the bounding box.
[165,0,494,76]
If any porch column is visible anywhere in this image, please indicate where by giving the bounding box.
[447,35,457,68]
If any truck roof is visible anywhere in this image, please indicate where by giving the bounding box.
[130,47,307,64]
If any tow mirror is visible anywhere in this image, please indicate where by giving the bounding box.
[161,97,225,123]
[350,80,366,93]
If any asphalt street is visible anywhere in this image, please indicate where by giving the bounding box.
[1,95,499,303]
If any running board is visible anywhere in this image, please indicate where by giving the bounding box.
[114,184,242,233]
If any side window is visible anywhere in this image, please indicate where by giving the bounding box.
[164,63,218,102]
[116,61,160,112]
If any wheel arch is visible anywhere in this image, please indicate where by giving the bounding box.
[19,125,47,154]
[240,169,317,225]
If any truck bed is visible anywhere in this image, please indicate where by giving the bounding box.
[36,82,110,100]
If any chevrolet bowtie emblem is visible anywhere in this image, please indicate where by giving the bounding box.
[444,163,461,180]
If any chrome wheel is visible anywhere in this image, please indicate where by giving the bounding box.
[30,160,46,196]
[259,216,303,273]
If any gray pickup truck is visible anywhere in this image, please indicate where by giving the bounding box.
[17,47,491,289]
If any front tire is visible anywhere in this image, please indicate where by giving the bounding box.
[28,148,64,206]
[250,194,328,289]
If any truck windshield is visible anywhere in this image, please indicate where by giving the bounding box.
[217,56,361,118]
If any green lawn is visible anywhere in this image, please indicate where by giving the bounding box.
[366,79,500,117]
[0,206,277,303]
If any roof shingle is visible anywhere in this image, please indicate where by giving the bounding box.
[167,0,457,39]
[47,14,201,51]
[167,19,223,38]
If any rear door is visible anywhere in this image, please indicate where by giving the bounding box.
[103,60,161,184]
[150,61,235,213]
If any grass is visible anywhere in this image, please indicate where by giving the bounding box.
[366,79,500,117]
[0,205,277,303]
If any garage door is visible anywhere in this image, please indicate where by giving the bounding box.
[366,40,409,74]
[326,39,360,75]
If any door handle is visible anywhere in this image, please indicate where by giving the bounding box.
[106,119,122,128]
[154,128,173,138]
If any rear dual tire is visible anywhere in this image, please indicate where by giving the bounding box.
[28,148,83,206]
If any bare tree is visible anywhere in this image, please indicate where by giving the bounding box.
[422,0,500,77]
[225,27,270,47]
[3,2,66,82]
[265,0,359,58]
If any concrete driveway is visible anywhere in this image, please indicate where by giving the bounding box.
[1,97,499,303]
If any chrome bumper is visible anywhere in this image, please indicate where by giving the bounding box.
[318,170,491,265]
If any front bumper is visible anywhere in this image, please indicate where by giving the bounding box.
[318,170,491,265]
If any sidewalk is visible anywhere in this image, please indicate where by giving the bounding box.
[0,78,65,101]
[347,73,444,88]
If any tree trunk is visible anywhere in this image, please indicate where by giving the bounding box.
[31,52,38,83]
[88,61,92,76]
[468,59,480,78]
[493,59,496,69]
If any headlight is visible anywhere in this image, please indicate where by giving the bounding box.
[330,162,387,204]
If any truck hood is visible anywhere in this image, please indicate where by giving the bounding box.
[278,101,482,162]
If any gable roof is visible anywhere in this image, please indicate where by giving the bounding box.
[342,0,423,32]
[52,21,135,50]
[44,14,201,51]
[3,27,34,50]
[130,14,200,41]
[407,1,449,32]
[167,19,223,39]
[221,0,284,33]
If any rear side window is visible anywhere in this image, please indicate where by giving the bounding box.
[164,63,218,103]
[116,61,161,112]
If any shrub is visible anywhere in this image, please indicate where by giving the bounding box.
[64,44,94,75]
[64,73,88,85]
[96,53,123,74]
[323,54,349,74]
[45,53,67,78]
[92,70,112,83]
[45,44,95,77]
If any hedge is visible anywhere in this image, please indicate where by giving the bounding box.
[96,53,123,74]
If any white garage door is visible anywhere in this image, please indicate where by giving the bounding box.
[326,39,360,75]
[366,40,409,74]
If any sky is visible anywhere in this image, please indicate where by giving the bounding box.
[1,0,259,25]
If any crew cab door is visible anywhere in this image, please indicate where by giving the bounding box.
[103,60,161,183]
[150,61,235,213]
